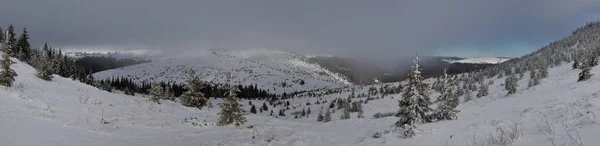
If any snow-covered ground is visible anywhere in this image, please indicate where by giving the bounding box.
[2,50,600,145]
[93,48,351,94]
[444,57,511,64]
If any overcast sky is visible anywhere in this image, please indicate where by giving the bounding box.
[1,0,599,58]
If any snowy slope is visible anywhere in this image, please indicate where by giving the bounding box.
[4,50,600,146]
[444,57,511,64]
[92,48,351,94]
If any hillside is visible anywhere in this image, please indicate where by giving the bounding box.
[93,48,352,94]
[3,51,600,145]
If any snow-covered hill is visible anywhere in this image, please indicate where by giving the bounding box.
[3,52,600,146]
[443,57,511,64]
[93,48,352,94]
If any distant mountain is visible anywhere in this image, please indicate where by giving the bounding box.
[309,56,499,84]
[93,48,352,94]
[443,57,511,64]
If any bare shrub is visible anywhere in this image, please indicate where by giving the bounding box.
[471,122,523,146]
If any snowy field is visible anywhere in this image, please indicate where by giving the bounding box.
[2,54,600,146]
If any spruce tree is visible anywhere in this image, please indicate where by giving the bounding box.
[0,53,17,87]
[324,108,332,122]
[317,108,324,121]
[0,27,4,43]
[250,105,257,114]
[181,69,207,109]
[396,56,432,138]
[217,73,247,127]
[578,60,593,82]
[340,106,350,120]
[16,28,31,62]
[301,108,306,117]
[357,102,364,118]
[34,51,53,81]
[527,69,539,88]
[435,69,459,120]
[505,73,518,95]
[262,102,268,111]
[4,25,17,57]
[148,83,164,104]
[476,81,488,98]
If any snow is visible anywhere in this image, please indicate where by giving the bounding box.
[3,50,600,146]
[92,48,351,94]
[444,57,511,64]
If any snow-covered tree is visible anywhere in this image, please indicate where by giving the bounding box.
[357,102,364,118]
[33,47,53,81]
[340,105,350,120]
[217,73,247,127]
[0,52,16,87]
[396,56,432,138]
[4,25,17,57]
[250,105,257,114]
[435,69,459,120]
[261,102,268,111]
[181,69,207,109]
[324,108,332,122]
[528,69,540,88]
[317,108,324,121]
[476,81,488,98]
[16,28,31,62]
[505,73,518,95]
[148,83,164,104]
[578,60,593,82]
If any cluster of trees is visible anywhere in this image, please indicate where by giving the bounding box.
[394,56,460,138]
[96,76,277,99]
[0,25,92,86]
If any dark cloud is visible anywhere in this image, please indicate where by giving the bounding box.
[1,0,599,58]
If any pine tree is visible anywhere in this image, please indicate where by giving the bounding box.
[306,107,311,117]
[317,108,324,121]
[250,105,257,114]
[301,108,306,117]
[0,27,4,43]
[505,73,518,95]
[262,102,268,111]
[217,73,247,127]
[164,86,174,101]
[324,108,332,122]
[148,83,164,104]
[16,28,31,62]
[181,69,207,109]
[34,50,53,81]
[527,69,540,88]
[573,60,580,69]
[435,69,459,121]
[340,106,350,120]
[357,102,364,118]
[578,60,593,82]
[0,53,17,87]
[278,109,285,116]
[464,85,473,101]
[539,66,549,79]
[4,25,17,57]
[396,56,432,138]
[476,81,488,98]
